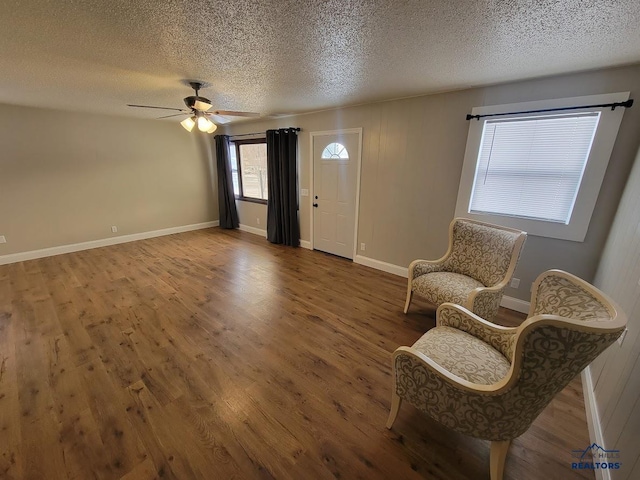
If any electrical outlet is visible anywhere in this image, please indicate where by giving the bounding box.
[0,235,6,244]
[111,226,118,233]
[256,218,260,225]
[510,278,520,288]
[618,328,628,346]
[360,243,366,251]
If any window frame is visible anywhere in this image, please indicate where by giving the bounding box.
[455,92,630,242]
[231,138,268,205]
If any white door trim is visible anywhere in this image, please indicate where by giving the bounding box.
[309,128,363,259]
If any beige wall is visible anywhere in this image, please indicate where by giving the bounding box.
[224,64,640,301]
[0,103,218,256]
[236,200,268,232]
[590,145,640,480]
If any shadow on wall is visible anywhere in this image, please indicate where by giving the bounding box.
[195,133,219,220]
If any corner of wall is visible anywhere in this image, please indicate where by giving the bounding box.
[581,367,610,480]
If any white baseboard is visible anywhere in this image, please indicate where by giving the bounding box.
[582,367,609,480]
[300,240,312,250]
[239,224,267,237]
[354,255,409,278]
[499,295,530,314]
[0,220,219,265]
[238,224,310,248]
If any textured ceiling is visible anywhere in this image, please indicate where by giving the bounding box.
[1,0,639,122]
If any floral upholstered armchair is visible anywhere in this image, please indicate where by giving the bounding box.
[404,218,527,321]
[388,269,627,480]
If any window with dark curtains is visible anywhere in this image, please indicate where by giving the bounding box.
[266,128,300,246]
[214,135,239,229]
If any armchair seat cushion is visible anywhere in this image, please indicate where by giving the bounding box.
[412,272,484,307]
[412,326,511,385]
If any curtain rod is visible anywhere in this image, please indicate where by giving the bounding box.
[466,99,633,121]
[229,127,301,138]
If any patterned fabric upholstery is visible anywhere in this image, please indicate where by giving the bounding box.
[407,218,526,321]
[412,272,484,306]
[532,275,611,321]
[443,220,522,287]
[413,260,445,278]
[437,304,517,360]
[471,290,506,323]
[392,270,626,443]
[395,326,620,441]
[412,327,511,385]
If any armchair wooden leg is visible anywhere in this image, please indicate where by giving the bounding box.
[403,288,413,314]
[386,391,402,429]
[490,440,511,480]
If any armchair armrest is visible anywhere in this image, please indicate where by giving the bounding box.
[408,258,446,280]
[392,345,524,440]
[393,346,496,395]
[466,284,508,321]
[437,303,517,360]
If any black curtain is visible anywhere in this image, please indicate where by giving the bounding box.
[266,128,300,246]
[214,135,239,229]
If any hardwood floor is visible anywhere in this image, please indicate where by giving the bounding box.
[0,228,594,480]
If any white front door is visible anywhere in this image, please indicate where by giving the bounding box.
[312,130,361,259]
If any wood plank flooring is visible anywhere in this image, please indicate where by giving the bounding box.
[0,228,594,480]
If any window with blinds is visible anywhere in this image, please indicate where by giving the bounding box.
[455,92,629,241]
[469,112,600,224]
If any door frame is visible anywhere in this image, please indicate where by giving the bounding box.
[309,128,363,259]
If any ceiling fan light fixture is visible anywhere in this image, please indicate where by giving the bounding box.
[181,116,196,132]
[128,81,259,133]
[194,100,212,111]
[197,116,213,132]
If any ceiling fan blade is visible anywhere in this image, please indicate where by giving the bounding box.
[194,100,212,111]
[213,110,260,117]
[127,104,188,112]
[156,113,188,119]
[208,114,232,125]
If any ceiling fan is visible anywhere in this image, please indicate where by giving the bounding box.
[127,81,260,133]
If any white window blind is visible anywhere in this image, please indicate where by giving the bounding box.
[229,141,240,196]
[469,112,600,224]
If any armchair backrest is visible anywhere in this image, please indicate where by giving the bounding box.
[500,270,626,437]
[443,218,527,287]
[530,270,614,320]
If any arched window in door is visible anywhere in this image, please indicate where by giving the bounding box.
[321,142,349,159]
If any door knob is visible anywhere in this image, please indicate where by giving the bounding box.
[313,203,318,208]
